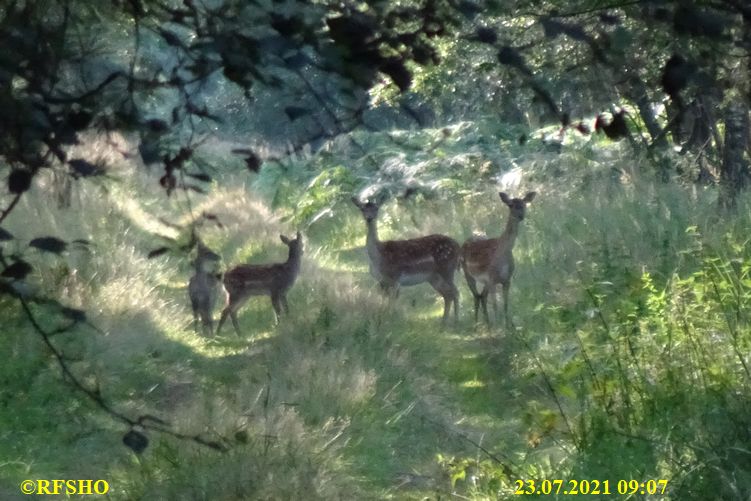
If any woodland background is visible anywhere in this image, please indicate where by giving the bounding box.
[1,0,751,499]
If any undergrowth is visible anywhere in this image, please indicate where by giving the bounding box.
[1,119,750,500]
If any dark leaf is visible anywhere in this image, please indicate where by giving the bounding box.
[8,169,33,194]
[284,106,310,121]
[69,159,101,178]
[326,15,376,51]
[380,58,412,92]
[72,239,91,246]
[123,429,149,454]
[160,173,176,196]
[595,110,629,140]
[146,119,169,133]
[139,141,161,165]
[661,54,694,100]
[599,13,620,25]
[235,430,248,444]
[61,307,87,322]
[674,7,725,39]
[475,27,497,44]
[67,110,93,131]
[147,247,170,259]
[245,154,262,173]
[541,18,563,38]
[0,227,13,241]
[653,7,671,22]
[283,52,311,69]
[518,134,527,145]
[187,172,212,183]
[159,29,183,47]
[457,0,482,18]
[412,43,438,65]
[29,237,67,254]
[232,149,262,172]
[497,46,531,75]
[56,128,79,146]
[270,14,305,37]
[1,260,32,280]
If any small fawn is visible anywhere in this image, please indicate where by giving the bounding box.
[188,241,225,337]
[461,192,536,327]
[216,232,303,335]
[352,196,460,323]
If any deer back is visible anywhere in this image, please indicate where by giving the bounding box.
[374,234,459,282]
[462,237,515,282]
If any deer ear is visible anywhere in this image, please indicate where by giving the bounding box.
[523,191,537,203]
[280,234,290,244]
[296,231,301,241]
[499,192,512,205]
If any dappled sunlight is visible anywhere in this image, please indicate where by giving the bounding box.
[6,109,751,501]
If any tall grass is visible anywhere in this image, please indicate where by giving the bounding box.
[2,122,750,500]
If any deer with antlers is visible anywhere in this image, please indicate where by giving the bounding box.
[216,232,303,336]
[188,241,225,337]
[461,192,536,327]
[352,196,460,323]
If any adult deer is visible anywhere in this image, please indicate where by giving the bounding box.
[461,192,536,327]
[216,232,302,336]
[188,241,225,337]
[351,196,460,323]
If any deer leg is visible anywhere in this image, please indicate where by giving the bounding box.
[204,309,214,337]
[281,295,290,314]
[464,272,482,323]
[452,283,459,323]
[230,309,241,336]
[501,281,512,329]
[473,294,481,323]
[271,294,283,324]
[216,307,230,335]
[488,284,499,325]
[480,287,490,325]
[429,275,456,325]
[192,309,199,333]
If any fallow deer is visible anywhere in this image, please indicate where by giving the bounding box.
[352,196,460,323]
[461,191,536,327]
[188,241,225,337]
[216,232,303,336]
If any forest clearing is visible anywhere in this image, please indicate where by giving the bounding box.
[1,1,751,499]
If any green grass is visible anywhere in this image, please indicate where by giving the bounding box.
[2,122,751,499]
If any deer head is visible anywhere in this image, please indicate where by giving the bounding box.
[499,191,536,221]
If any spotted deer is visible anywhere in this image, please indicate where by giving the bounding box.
[188,241,225,337]
[461,192,535,327]
[216,232,303,335]
[352,196,460,323]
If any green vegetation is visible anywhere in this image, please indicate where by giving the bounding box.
[2,0,751,499]
[2,120,750,499]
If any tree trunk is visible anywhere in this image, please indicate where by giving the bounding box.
[719,99,750,209]
[626,77,666,148]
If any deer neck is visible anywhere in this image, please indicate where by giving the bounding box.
[498,215,522,254]
[285,245,302,274]
[364,219,385,272]
[365,219,381,253]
